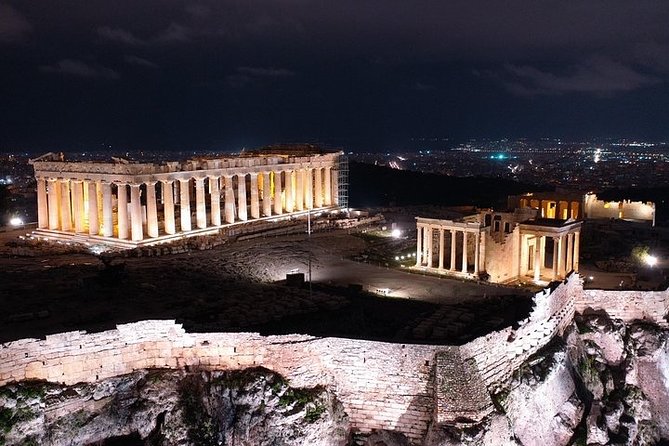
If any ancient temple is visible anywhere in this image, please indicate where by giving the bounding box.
[29,148,345,247]
[415,207,582,284]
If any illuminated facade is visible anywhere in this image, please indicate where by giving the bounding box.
[509,190,655,226]
[415,208,582,284]
[30,148,344,247]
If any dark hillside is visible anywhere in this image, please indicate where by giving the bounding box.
[349,161,549,209]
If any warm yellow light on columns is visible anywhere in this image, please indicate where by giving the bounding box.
[47,179,60,230]
[36,178,48,229]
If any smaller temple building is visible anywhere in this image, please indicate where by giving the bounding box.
[508,190,655,226]
[415,207,581,284]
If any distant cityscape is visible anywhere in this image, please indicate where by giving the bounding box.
[350,138,669,190]
[1,138,668,225]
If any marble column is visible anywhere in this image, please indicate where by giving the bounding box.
[450,230,457,271]
[462,231,468,273]
[195,177,207,229]
[539,235,546,269]
[416,225,423,266]
[224,175,236,224]
[262,172,272,217]
[324,166,332,206]
[552,237,559,280]
[162,180,176,235]
[533,236,541,282]
[305,169,313,209]
[273,171,283,215]
[250,173,260,219]
[285,170,294,213]
[47,179,60,230]
[438,229,445,269]
[60,179,72,231]
[71,180,85,233]
[295,169,304,211]
[179,179,192,232]
[557,235,565,278]
[422,225,429,263]
[314,167,323,208]
[129,184,143,241]
[37,178,48,229]
[101,182,113,237]
[474,231,480,275]
[566,233,573,272]
[573,231,580,271]
[146,182,159,238]
[209,177,221,226]
[117,183,128,239]
[426,227,433,267]
[237,174,247,221]
[87,181,99,236]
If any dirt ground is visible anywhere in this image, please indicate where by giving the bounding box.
[0,228,531,344]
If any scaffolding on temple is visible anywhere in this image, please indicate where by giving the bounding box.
[337,153,349,210]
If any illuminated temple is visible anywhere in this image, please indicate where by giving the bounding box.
[29,147,345,247]
[415,208,582,284]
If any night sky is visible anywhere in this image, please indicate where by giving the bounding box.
[2,1,669,151]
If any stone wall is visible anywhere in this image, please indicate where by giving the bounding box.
[575,288,669,327]
[0,322,438,443]
[483,227,520,283]
[2,274,668,443]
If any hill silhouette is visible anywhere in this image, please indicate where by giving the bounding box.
[348,161,548,209]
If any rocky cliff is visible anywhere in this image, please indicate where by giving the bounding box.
[2,315,669,446]
[428,314,669,446]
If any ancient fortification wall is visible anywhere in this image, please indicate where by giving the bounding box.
[0,323,438,443]
[575,288,669,327]
[1,274,667,443]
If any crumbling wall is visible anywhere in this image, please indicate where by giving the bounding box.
[575,288,668,327]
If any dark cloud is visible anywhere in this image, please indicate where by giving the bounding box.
[0,3,31,43]
[124,55,158,69]
[501,57,661,96]
[226,66,295,88]
[40,59,120,80]
[2,0,669,149]
[97,26,145,46]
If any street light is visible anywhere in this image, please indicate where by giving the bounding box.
[645,254,658,267]
[9,217,23,227]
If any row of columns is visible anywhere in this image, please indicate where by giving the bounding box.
[36,166,335,242]
[528,231,580,282]
[521,199,581,220]
[415,225,482,275]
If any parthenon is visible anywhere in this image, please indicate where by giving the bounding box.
[415,208,582,284]
[29,147,344,247]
